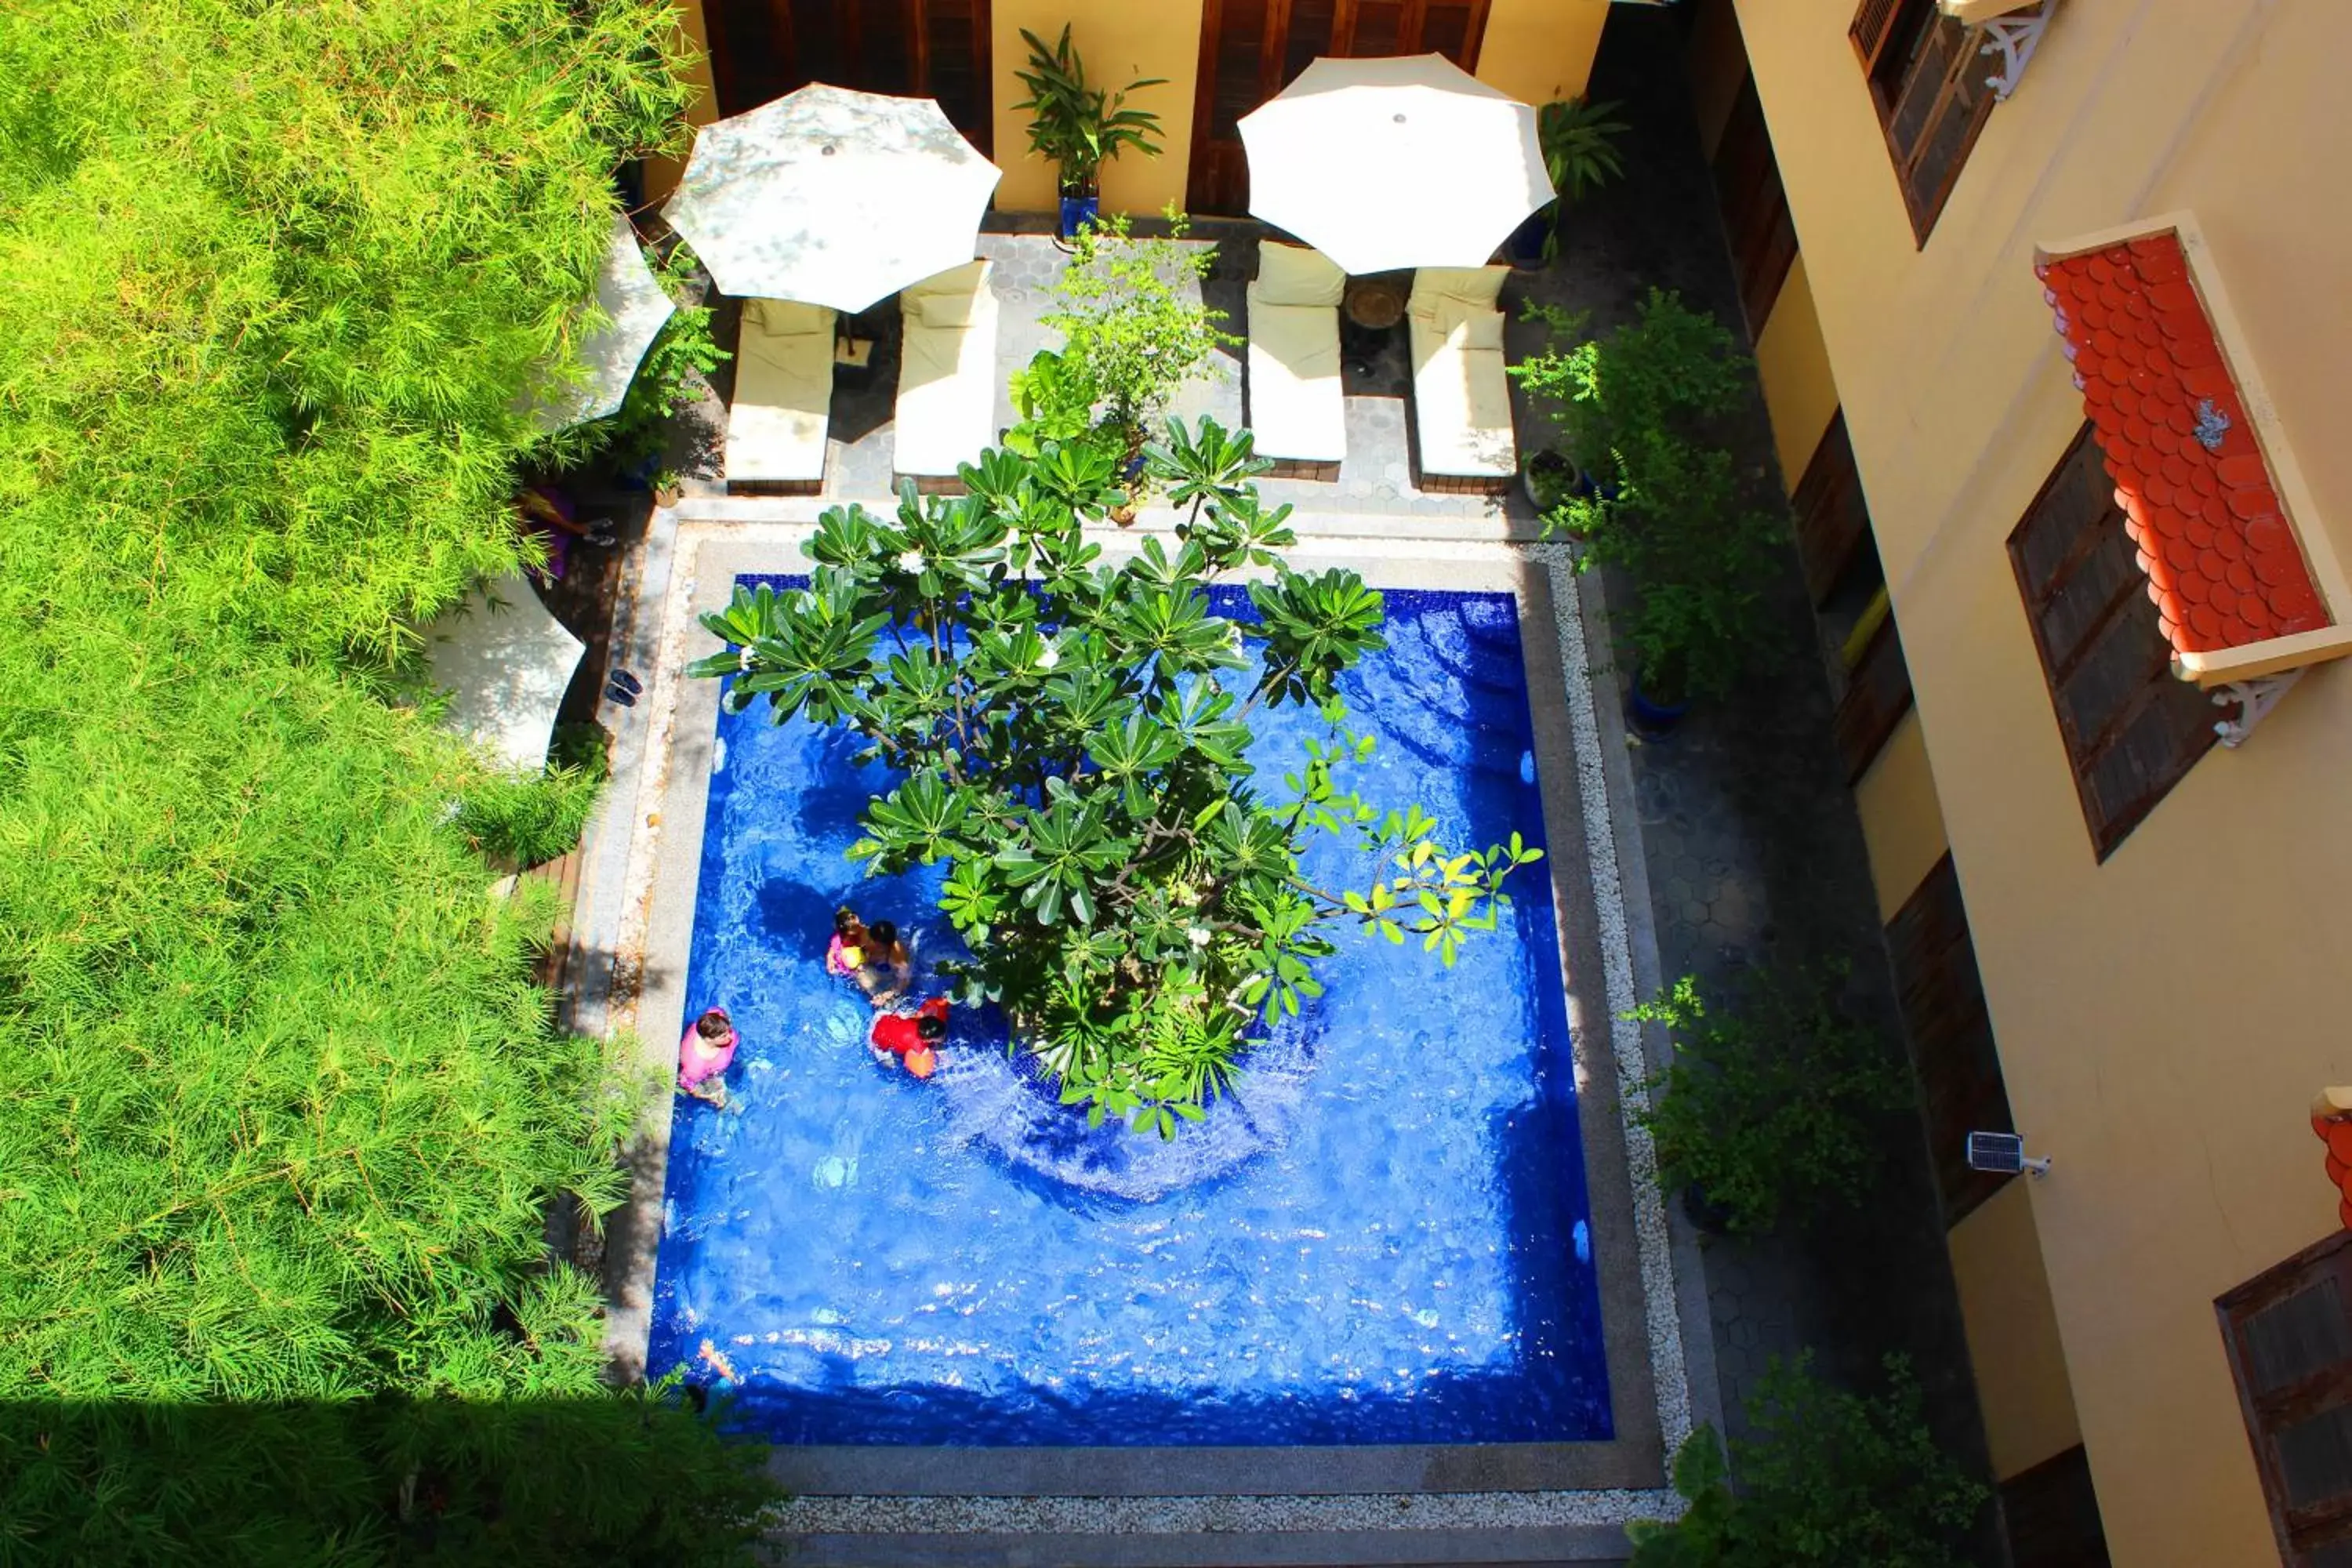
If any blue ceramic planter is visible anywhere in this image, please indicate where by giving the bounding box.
[1626,670,1691,738]
[1058,193,1100,239]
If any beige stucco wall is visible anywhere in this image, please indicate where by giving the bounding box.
[1733,2,2352,1562]
[1474,0,1611,113]
[1749,254,1837,490]
[990,1,1203,216]
[1948,1178,2083,1481]
[1852,707,1947,921]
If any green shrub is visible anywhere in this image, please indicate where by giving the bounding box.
[1510,291,1784,702]
[1628,1355,1987,1567]
[1630,968,1915,1234]
[455,743,611,871]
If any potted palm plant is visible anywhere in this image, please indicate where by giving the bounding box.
[1013,25,1167,239]
[1505,96,1629,267]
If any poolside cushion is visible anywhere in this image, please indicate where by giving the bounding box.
[1254,241,1347,307]
[1246,282,1346,464]
[1410,302,1515,480]
[894,258,1000,477]
[1411,264,1510,311]
[728,298,836,485]
[745,298,833,339]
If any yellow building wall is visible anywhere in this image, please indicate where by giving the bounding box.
[1948,1179,2083,1481]
[644,0,720,203]
[1474,0,1610,114]
[1749,254,1837,492]
[1734,2,2352,1563]
[990,1,1203,216]
[1852,708,1947,922]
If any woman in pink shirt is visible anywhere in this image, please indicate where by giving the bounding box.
[678,1007,739,1107]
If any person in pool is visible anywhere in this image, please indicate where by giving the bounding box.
[852,919,912,1008]
[677,1007,738,1107]
[824,906,869,978]
[870,996,948,1080]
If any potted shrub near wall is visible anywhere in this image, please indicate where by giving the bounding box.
[1504,96,1629,267]
[1013,25,1167,240]
[1508,289,1779,733]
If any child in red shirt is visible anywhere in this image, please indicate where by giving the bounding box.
[869,996,948,1080]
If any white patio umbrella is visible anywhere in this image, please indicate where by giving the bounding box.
[1239,54,1552,276]
[663,85,1002,313]
[423,573,588,773]
[528,215,677,432]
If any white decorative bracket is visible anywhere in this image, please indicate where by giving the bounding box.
[2213,669,2304,749]
[1976,1,2055,100]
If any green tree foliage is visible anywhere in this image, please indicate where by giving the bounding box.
[1628,1356,1988,1567]
[1039,213,1236,459]
[0,0,769,1555]
[692,417,1541,1135]
[1629,968,1917,1235]
[1509,290,1784,702]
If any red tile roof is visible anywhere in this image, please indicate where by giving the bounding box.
[2037,232,2331,656]
[2315,1109,2352,1231]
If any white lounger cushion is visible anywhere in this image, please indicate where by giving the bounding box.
[1245,244,1347,463]
[728,298,835,484]
[1408,266,1516,478]
[895,259,1000,477]
[1247,287,1347,463]
[1254,240,1348,307]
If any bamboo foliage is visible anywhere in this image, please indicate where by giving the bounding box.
[0,0,770,1555]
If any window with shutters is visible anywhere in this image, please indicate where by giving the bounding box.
[1835,600,1915,784]
[1849,0,2002,243]
[702,0,993,153]
[1885,852,2011,1225]
[1185,0,1490,214]
[1712,72,1798,336]
[1794,412,1912,782]
[1999,1444,2113,1568]
[2008,423,2219,861]
[2219,1231,2352,1565]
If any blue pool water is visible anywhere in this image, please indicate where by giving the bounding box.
[650,583,1611,1446]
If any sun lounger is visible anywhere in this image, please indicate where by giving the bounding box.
[893,259,1000,480]
[1245,242,1348,472]
[1407,265,1516,487]
[727,298,835,489]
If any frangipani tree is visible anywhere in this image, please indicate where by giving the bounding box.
[691,418,1541,1135]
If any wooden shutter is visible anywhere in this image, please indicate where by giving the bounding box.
[1834,604,1914,784]
[704,0,993,153]
[2220,1232,2352,1564]
[1186,0,1489,213]
[1850,0,1911,74]
[2007,424,2219,861]
[1712,72,1799,334]
[1791,412,1871,605]
[2000,1444,2113,1568]
[1885,853,2013,1225]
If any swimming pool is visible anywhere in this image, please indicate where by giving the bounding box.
[649,583,1612,1446]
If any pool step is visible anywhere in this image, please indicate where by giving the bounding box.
[771,1524,1631,1566]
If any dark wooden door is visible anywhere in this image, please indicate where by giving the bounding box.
[703,0,993,154]
[1712,71,1798,334]
[1185,0,1492,216]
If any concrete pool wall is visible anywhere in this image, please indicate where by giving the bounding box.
[569,499,1722,1558]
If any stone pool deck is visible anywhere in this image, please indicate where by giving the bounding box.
[542,11,1997,1564]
